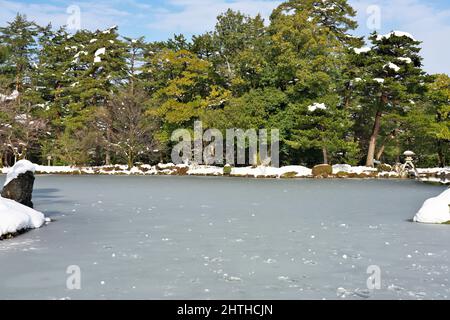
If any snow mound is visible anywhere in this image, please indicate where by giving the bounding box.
[332,164,377,175]
[0,196,47,238]
[231,166,312,178]
[4,160,37,187]
[413,189,450,224]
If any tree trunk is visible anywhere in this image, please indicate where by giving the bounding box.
[376,130,396,161]
[105,128,111,165]
[366,110,383,167]
[437,141,446,167]
[375,145,385,161]
[127,155,133,170]
[322,147,329,165]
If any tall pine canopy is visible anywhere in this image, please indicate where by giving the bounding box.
[0,1,446,168]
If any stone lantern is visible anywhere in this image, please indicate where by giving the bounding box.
[401,150,418,177]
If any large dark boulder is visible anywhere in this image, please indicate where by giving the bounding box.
[1,171,35,208]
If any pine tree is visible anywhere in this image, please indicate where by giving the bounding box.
[0,14,39,97]
[351,31,427,166]
[268,0,359,164]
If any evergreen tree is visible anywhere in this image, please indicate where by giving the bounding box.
[268,0,359,165]
[351,31,427,166]
[0,14,39,96]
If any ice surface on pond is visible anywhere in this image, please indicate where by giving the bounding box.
[0,175,448,300]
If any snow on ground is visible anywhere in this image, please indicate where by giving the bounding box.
[0,196,47,238]
[187,165,223,176]
[4,160,37,187]
[231,165,312,177]
[332,164,377,175]
[414,188,450,224]
[0,163,448,184]
[417,167,450,184]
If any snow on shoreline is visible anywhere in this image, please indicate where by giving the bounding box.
[0,197,47,238]
[0,163,448,183]
[414,189,450,224]
[332,164,378,175]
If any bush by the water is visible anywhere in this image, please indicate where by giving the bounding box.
[377,163,392,172]
[223,165,232,176]
[281,171,298,178]
[312,164,333,177]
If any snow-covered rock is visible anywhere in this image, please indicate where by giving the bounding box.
[2,160,37,208]
[0,196,47,238]
[413,189,450,224]
[3,160,36,187]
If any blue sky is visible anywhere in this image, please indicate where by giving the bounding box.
[1,0,449,74]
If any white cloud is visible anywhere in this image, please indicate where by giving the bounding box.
[147,0,281,34]
[0,0,448,74]
[350,0,450,75]
[0,0,134,31]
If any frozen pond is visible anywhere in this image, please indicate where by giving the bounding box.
[0,175,448,300]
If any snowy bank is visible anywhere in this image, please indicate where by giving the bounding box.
[231,165,311,178]
[0,196,47,238]
[413,189,450,224]
[332,164,378,175]
[1,163,448,183]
